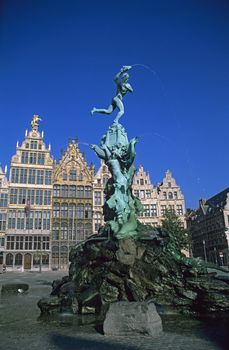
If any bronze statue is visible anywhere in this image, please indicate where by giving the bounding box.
[91,66,133,124]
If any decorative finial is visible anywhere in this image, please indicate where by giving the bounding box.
[4,165,7,174]
[25,129,28,136]
[31,115,42,130]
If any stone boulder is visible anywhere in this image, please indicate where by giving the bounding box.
[103,301,162,337]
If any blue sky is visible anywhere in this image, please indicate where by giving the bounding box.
[0,0,229,208]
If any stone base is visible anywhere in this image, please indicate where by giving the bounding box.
[103,301,163,337]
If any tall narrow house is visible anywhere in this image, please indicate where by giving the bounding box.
[52,139,94,269]
[5,116,53,271]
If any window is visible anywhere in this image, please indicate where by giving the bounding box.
[0,213,7,231]
[10,188,18,204]
[36,190,43,205]
[69,185,76,197]
[85,204,92,219]
[44,190,51,205]
[163,192,167,199]
[15,253,23,266]
[6,253,13,266]
[21,152,28,164]
[168,192,173,199]
[7,236,15,250]
[63,172,68,181]
[15,236,23,250]
[94,213,102,232]
[140,190,145,199]
[168,182,171,188]
[25,236,32,249]
[61,185,68,197]
[35,211,42,229]
[8,210,16,229]
[53,203,60,218]
[61,203,68,218]
[140,179,144,186]
[76,222,84,240]
[0,193,7,207]
[37,170,44,184]
[79,172,83,181]
[144,204,150,217]
[146,189,151,198]
[37,153,45,165]
[45,170,52,185]
[174,192,178,199]
[19,168,28,184]
[151,204,157,217]
[76,204,84,219]
[85,186,92,198]
[16,210,25,230]
[94,191,101,205]
[52,223,60,240]
[52,246,59,266]
[11,168,20,183]
[53,185,60,197]
[77,186,84,198]
[18,189,26,204]
[69,170,77,181]
[161,205,167,216]
[168,204,175,213]
[177,205,183,216]
[29,152,37,164]
[28,169,36,184]
[61,223,68,240]
[30,140,37,149]
[69,204,76,218]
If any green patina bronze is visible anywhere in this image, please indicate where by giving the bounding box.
[90,66,142,239]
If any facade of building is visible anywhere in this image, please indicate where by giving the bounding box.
[4,117,53,271]
[187,189,229,266]
[132,165,186,227]
[92,161,110,233]
[52,139,94,269]
[0,166,8,266]
[93,164,186,230]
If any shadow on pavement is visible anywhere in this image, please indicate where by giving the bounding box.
[51,333,136,350]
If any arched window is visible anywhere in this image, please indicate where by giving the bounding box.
[15,253,22,266]
[53,203,60,218]
[61,222,68,240]
[69,203,76,218]
[52,222,60,240]
[42,254,49,265]
[76,222,84,241]
[53,185,60,197]
[85,204,92,219]
[52,246,59,266]
[69,170,77,181]
[168,192,173,199]
[61,203,68,218]
[76,204,84,219]
[69,185,76,197]
[77,186,84,198]
[94,212,103,232]
[84,223,92,239]
[85,186,92,198]
[61,185,68,197]
[61,245,68,265]
[6,253,13,266]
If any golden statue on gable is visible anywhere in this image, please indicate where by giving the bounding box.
[31,115,42,129]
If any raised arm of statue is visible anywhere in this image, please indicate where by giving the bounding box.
[90,144,106,160]
[114,66,132,84]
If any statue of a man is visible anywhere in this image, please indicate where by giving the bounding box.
[91,66,133,124]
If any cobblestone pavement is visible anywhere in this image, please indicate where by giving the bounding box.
[0,271,228,350]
